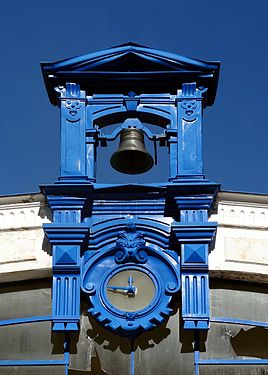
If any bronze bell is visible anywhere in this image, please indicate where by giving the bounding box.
[110,128,154,174]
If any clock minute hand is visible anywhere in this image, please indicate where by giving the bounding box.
[128,275,136,295]
[128,275,133,287]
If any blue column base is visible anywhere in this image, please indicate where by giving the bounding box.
[53,320,79,331]
[183,319,209,330]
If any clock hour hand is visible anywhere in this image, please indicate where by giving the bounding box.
[107,285,131,292]
[107,277,136,296]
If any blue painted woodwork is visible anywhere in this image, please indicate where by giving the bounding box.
[197,359,268,365]
[57,83,90,182]
[44,195,89,331]
[41,42,220,106]
[0,315,69,371]
[0,360,67,366]
[45,239,87,330]
[81,222,180,337]
[2,314,268,373]
[41,43,221,337]
[0,315,52,327]
[176,83,205,179]
[211,316,268,328]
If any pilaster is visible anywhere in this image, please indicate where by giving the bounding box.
[172,83,207,180]
[57,83,89,183]
[43,196,89,331]
[171,190,218,329]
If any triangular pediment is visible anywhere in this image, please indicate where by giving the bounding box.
[41,42,220,105]
[42,42,218,74]
[81,52,179,72]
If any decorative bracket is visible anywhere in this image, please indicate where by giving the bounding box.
[172,221,217,330]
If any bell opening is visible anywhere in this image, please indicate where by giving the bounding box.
[97,123,168,183]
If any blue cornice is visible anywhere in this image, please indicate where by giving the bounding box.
[41,182,220,203]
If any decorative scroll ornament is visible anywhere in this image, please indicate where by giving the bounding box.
[115,223,147,264]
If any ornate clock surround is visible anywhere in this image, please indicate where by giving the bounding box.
[81,222,180,337]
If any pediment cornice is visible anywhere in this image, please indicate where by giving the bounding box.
[41,42,220,105]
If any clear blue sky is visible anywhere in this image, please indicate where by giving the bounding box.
[0,0,267,195]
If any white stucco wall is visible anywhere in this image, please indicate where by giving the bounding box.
[0,191,267,284]
[210,191,268,283]
[0,193,52,282]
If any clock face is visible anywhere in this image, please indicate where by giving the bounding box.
[82,241,180,337]
[106,269,156,312]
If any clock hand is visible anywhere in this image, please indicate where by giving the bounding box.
[128,275,133,287]
[127,275,136,295]
[107,285,131,291]
[107,282,136,296]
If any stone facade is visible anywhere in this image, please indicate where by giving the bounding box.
[0,190,267,285]
[0,193,51,282]
[0,190,268,375]
[210,191,268,283]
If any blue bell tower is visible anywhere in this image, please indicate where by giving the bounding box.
[41,43,220,338]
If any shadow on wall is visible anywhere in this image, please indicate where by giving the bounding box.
[67,301,183,373]
[231,327,268,359]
